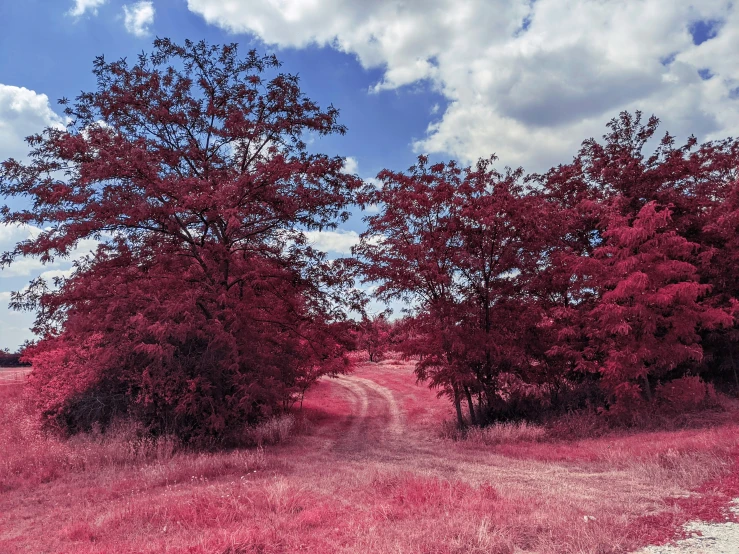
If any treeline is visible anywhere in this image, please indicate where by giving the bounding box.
[0,351,30,367]
[355,112,739,426]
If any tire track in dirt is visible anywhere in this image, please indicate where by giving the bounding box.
[331,376,369,446]
[345,376,403,438]
[320,372,705,510]
[329,375,404,456]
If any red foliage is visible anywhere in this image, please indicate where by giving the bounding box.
[0,39,360,442]
[356,314,392,362]
[358,111,739,425]
[655,375,718,413]
[583,202,731,416]
[356,156,555,425]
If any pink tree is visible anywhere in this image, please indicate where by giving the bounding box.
[1,39,361,443]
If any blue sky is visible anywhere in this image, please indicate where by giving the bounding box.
[1,0,738,350]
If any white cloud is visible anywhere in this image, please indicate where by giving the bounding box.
[364,177,382,189]
[0,223,99,278]
[0,85,64,163]
[123,1,155,37]
[303,229,360,254]
[188,0,739,171]
[341,156,359,175]
[0,90,69,351]
[0,290,35,352]
[68,0,107,17]
[0,224,99,351]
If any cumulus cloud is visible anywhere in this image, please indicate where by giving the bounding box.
[0,290,35,352]
[187,0,739,171]
[123,1,155,37]
[68,0,107,18]
[0,85,64,162]
[341,156,359,175]
[303,229,360,254]
[0,223,99,278]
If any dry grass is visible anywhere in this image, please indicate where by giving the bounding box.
[441,419,548,445]
[242,414,300,447]
[2,358,739,553]
[0,385,269,494]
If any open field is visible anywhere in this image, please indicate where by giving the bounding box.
[0,367,30,386]
[2,357,739,553]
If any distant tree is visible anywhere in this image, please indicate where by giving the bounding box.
[0,350,29,367]
[0,39,361,443]
[357,314,392,362]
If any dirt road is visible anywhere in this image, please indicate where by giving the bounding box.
[330,375,404,454]
[302,367,739,554]
[301,371,673,501]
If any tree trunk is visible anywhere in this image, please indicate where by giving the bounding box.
[729,344,739,393]
[452,384,465,428]
[477,393,485,425]
[463,385,478,425]
[642,374,653,402]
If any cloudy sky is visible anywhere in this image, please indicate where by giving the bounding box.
[1,0,738,350]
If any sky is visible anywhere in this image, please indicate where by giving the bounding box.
[1,0,738,350]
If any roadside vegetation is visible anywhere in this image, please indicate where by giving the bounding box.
[3,357,739,553]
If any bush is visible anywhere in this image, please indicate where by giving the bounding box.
[656,376,718,413]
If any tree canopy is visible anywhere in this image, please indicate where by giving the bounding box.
[3,38,738,436]
[357,112,738,425]
[0,39,361,442]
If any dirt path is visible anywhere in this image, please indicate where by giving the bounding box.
[634,501,739,554]
[306,370,739,554]
[330,375,403,454]
[302,373,659,499]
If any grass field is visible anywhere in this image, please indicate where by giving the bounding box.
[0,366,30,386]
[1,356,739,553]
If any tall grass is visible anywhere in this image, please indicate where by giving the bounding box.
[242,413,297,447]
[0,385,273,492]
[440,419,547,444]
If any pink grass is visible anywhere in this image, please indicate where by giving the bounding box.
[2,356,739,553]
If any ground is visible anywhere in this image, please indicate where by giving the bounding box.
[0,366,28,385]
[1,357,739,553]
[636,503,739,554]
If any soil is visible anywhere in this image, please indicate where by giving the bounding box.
[635,501,739,554]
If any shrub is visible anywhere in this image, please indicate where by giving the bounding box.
[656,376,718,413]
